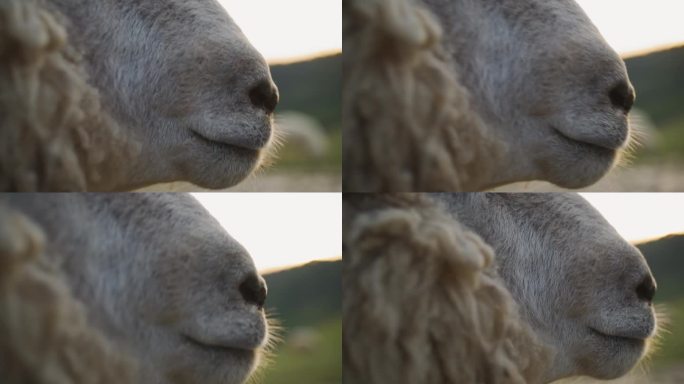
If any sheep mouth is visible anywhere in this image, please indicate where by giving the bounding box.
[588,327,646,345]
[190,131,263,155]
[551,127,621,154]
[183,335,258,357]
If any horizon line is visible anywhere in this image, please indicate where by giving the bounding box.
[266,49,342,65]
[263,40,684,64]
[259,256,341,275]
[620,41,684,59]
[264,41,684,63]
[630,232,684,246]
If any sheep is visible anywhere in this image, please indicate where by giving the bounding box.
[1,194,271,384]
[343,0,635,192]
[343,193,657,383]
[1,0,278,191]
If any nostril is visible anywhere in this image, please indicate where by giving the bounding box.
[249,79,279,115]
[635,275,656,304]
[239,273,267,309]
[609,80,635,113]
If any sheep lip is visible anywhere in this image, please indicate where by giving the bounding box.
[551,127,621,152]
[588,327,647,342]
[183,334,258,354]
[190,130,264,152]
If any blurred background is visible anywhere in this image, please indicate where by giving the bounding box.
[568,194,684,383]
[497,1,684,192]
[194,194,342,384]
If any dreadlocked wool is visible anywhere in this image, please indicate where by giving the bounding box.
[0,203,137,383]
[343,194,549,383]
[0,0,133,191]
[343,0,501,192]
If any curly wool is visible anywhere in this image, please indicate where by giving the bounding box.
[0,0,133,191]
[343,194,549,383]
[0,203,137,383]
[343,0,501,192]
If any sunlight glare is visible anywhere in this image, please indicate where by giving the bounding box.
[193,193,341,273]
[218,0,341,64]
[576,0,684,57]
[581,193,684,244]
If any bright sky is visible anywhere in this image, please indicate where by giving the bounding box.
[576,0,684,57]
[214,1,683,63]
[581,193,684,244]
[193,193,341,273]
[218,0,341,64]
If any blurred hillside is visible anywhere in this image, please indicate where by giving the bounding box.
[260,260,342,384]
[639,234,684,303]
[637,234,684,368]
[271,54,341,131]
[626,47,684,127]
[268,54,342,177]
[625,46,684,160]
[264,260,342,328]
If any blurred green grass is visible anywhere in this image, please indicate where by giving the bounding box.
[652,299,684,368]
[257,261,342,384]
[273,128,342,173]
[638,235,684,369]
[634,115,684,163]
[260,318,342,384]
[653,116,684,159]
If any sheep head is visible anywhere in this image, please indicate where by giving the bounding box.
[38,0,277,190]
[422,0,634,189]
[7,193,270,384]
[439,193,657,381]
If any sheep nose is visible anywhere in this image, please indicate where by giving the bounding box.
[239,273,267,309]
[249,79,279,115]
[635,274,656,304]
[608,79,635,114]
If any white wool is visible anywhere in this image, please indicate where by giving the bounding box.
[343,0,501,191]
[0,0,134,191]
[343,194,549,383]
[0,202,137,383]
